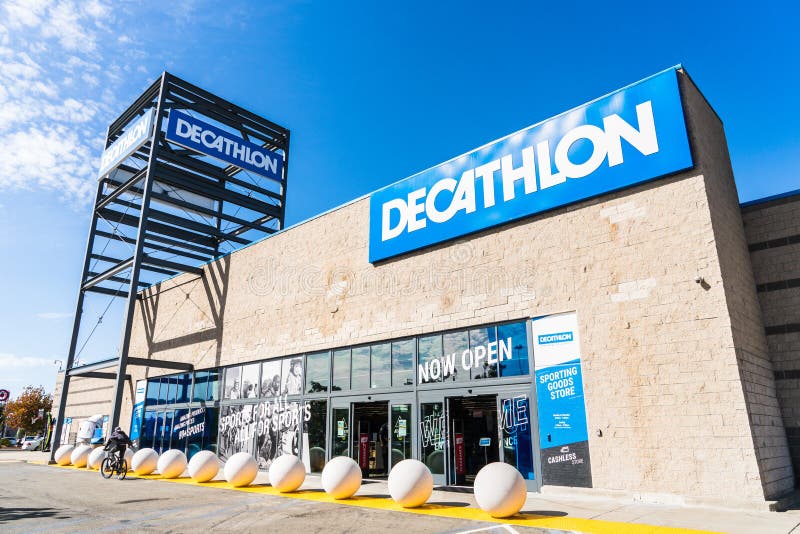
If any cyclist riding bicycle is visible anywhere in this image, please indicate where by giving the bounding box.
[104,426,131,462]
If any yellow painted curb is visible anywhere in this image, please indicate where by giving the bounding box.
[39,462,719,534]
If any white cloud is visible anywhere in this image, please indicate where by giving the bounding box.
[0,0,131,207]
[3,0,49,29]
[0,352,53,368]
[0,0,200,210]
[36,312,73,319]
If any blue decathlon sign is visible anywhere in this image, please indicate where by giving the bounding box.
[369,67,693,262]
[538,332,574,345]
[165,111,284,183]
[97,108,155,179]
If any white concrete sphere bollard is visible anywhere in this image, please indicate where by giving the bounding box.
[474,462,527,518]
[188,450,220,482]
[157,449,188,479]
[268,454,306,493]
[131,448,159,475]
[321,456,361,499]
[223,452,258,487]
[87,447,107,469]
[54,444,75,466]
[70,444,92,468]
[388,459,433,508]
[123,448,134,470]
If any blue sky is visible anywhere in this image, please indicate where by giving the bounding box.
[0,1,797,398]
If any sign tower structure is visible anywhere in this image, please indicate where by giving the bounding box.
[50,73,290,461]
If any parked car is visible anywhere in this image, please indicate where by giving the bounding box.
[1,437,18,447]
[20,436,43,450]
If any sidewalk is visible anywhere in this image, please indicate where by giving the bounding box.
[6,450,800,533]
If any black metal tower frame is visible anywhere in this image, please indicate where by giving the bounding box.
[50,72,289,459]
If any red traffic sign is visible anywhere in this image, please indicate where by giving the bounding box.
[0,389,9,402]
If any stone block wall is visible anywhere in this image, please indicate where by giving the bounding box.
[742,192,800,487]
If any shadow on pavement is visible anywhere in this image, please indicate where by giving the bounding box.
[0,506,71,523]
[520,510,568,517]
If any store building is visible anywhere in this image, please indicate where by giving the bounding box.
[53,66,799,508]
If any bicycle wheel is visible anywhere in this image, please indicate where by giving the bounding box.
[100,457,114,479]
[117,459,127,480]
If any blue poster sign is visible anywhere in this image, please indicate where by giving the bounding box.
[130,380,146,441]
[532,312,592,487]
[165,111,284,183]
[369,67,692,262]
[535,358,588,448]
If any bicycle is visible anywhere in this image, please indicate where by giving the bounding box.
[100,452,128,480]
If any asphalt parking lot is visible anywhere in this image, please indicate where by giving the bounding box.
[2,452,800,534]
[0,460,543,534]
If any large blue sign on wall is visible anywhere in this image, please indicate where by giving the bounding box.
[369,67,692,262]
[165,111,284,183]
[532,312,592,487]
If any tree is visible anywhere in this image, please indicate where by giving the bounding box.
[5,386,52,436]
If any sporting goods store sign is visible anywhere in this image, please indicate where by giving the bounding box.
[369,67,693,262]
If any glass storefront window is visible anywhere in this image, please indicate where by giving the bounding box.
[241,364,260,399]
[351,347,370,390]
[218,403,256,460]
[390,404,412,468]
[419,402,445,474]
[153,412,164,450]
[183,406,208,458]
[391,339,414,387]
[332,349,350,391]
[497,321,530,377]
[142,319,533,481]
[166,376,178,404]
[142,410,156,449]
[171,408,189,453]
[157,378,168,405]
[202,407,218,453]
[192,371,208,403]
[443,331,469,383]
[332,407,350,457]
[304,400,327,473]
[207,370,220,401]
[160,410,174,453]
[418,335,442,384]
[261,360,282,397]
[305,351,330,394]
[469,326,498,380]
[223,366,242,399]
[370,343,391,389]
[501,394,534,480]
[281,357,304,395]
[146,379,160,407]
[256,399,302,469]
[176,373,191,404]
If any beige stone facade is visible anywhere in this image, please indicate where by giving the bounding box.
[57,70,796,507]
[51,371,115,443]
[742,191,800,487]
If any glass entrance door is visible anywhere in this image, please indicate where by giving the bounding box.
[389,400,412,470]
[446,394,499,485]
[498,389,538,488]
[331,400,351,458]
[418,394,447,485]
[352,401,389,477]
[330,394,414,478]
